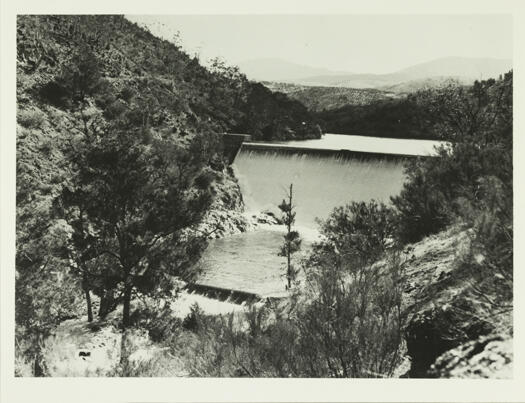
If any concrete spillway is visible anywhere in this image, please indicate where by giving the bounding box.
[184,283,265,305]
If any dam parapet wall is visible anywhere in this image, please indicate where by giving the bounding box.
[241,142,427,161]
[223,133,252,164]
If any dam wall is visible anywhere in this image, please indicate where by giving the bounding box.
[233,147,410,228]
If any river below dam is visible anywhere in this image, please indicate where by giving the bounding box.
[195,134,444,298]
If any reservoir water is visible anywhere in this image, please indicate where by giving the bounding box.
[196,134,444,297]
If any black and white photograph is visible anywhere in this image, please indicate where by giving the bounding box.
[1,1,524,402]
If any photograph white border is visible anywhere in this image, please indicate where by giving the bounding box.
[1,1,524,402]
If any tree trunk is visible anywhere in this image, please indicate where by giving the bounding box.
[33,333,47,377]
[122,275,132,328]
[119,328,130,368]
[287,183,293,289]
[84,287,93,322]
[82,272,93,322]
[99,289,117,319]
[287,255,292,289]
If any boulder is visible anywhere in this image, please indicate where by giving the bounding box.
[428,334,512,378]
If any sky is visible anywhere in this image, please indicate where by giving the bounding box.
[126,15,512,74]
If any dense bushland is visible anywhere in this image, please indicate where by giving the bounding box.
[263,81,395,112]
[17,15,321,141]
[392,73,512,244]
[316,96,431,139]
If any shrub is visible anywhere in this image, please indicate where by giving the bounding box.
[319,200,396,263]
[456,175,513,315]
[295,203,406,377]
[38,81,71,108]
[391,155,452,244]
[129,301,182,343]
[17,108,46,129]
[182,303,209,333]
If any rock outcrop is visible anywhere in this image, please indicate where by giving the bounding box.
[197,167,285,239]
[400,227,512,378]
[428,333,512,378]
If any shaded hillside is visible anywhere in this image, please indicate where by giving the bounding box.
[401,227,512,378]
[263,81,398,112]
[316,97,431,139]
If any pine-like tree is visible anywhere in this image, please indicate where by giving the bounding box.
[278,184,302,289]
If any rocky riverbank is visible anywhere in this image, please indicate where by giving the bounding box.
[196,166,283,239]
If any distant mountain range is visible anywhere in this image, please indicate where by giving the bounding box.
[238,57,512,91]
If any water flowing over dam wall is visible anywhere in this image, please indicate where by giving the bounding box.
[241,142,421,161]
[233,146,409,228]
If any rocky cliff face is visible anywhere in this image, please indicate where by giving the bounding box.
[197,167,252,239]
[401,227,512,378]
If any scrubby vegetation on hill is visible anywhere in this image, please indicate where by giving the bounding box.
[17,15,320,141]
[263,81,397,112]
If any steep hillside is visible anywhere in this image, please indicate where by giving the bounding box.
[16,14,322,278]
[17,15,320,142]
